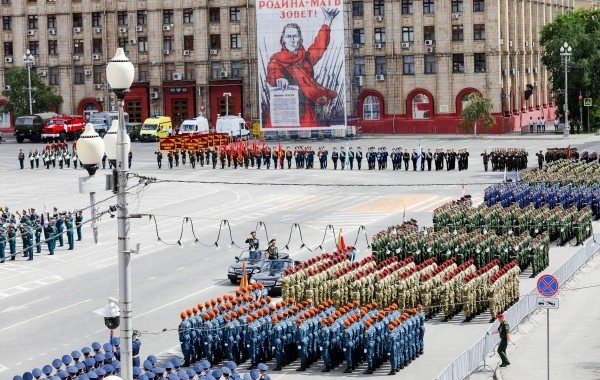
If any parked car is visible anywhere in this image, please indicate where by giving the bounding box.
[227,249,290,284]
[250,258,300,295]
[15,112,58,142]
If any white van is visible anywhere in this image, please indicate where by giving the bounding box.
[179,115,210,135]
[215,115,249,140]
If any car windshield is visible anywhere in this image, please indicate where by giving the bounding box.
[239,250,264,261]
[180,123,196,132]
[49,120,65,125]
[261,260,290,273]
[16,118,34,126]
[142,124,158,130]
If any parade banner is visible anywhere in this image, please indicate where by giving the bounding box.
[182,135,200,151]
[257,0,346,130]
[174,135,183,150]
[159,137,176,152]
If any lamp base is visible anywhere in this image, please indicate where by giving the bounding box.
[113,89,128,101]
[82,164,99,176]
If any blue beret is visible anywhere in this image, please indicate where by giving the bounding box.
[168,374,179,380]
[186,369,195,377]
[79,375,89,380]
[32,368,43,378]
[87,371,98,380]
[42,365,53,375]
[177,369,188,379]
[61,355,72,366]
[257,363,268,371]
[13,376,23,380]
[165,363,174,370]
[133,366,142,376]
[103,343,112,353]
[95,368,106,376]
[95,353,105,363]
[221,367,231,375]
[226,361,237,370]
[57,370,68,379]
[91,342,101,350]
[51,376,60,380]
[201,360,211,370]
[143,360,153,371]
[105,352,114,360]
[23,372,33,380]
[104,364,114,374]
[52,359,63,369]
[111,337,121,346]
[211,370,222,378]
[172,358,183,368]
[243,374,252,380]
[84,358,95,367]
[249,369,260,380]
[81,347,91,354]
[112,360,121,369]
[192,363,204,373]
[139,375,149,380]
[71,351,81,359]
[67,366,78,374]
[145,370,155,379]
[147,355,157,364]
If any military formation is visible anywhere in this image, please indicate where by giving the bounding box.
[177,274,425,376]
[481,148,528,172]
[17,143,80,170]
[1,207,83,262]
[522,159,600,185]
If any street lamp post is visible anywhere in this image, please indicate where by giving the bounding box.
[560,42,572,138]
[223,92,232,116]
[23,49,35,115]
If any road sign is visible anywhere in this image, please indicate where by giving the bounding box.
[537,297,559,309]
[584,98,592,107]
[537,274,559,297]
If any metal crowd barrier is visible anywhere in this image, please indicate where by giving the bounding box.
[435,233,600,380]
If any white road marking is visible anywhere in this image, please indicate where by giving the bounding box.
[0,297,51,314]
[0,276,62,300]
[0,364,9,373]
[0,299,93,333]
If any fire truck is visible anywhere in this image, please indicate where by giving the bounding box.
[41,114,86,141]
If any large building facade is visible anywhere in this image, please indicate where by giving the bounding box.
[0,0,574,133]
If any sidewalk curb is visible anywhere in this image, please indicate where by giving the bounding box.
[494,367,504,380]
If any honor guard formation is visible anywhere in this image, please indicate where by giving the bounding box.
[17,141,80,170]
[481,148,529,172]
[0,207,83,263]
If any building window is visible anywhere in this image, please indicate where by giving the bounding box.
[453,54,465,73]
[373,0,384,16]
[363,95,380,120]
[218,97,234,116]
[48,40,58,55]
[118,37,129,51]
[211,61,222,80]
[412,94,431,119]
[73,40,84,54]
[74,66,85,84]
[47,15,56,29]
[452,25,464,41]
[28,41,39,56]
[474,24,485,40]
[230,7,241,22]
[374,28,385,43]
[353,29,365,44]
[138,63,149,82]
[451,0,463,12]
[138,37,147,53]
[126,100,143,123]
[402,55,415,75]
[28,16,38,30]
[92,12,101,27]
[137,10,147,26]
[232,61,243,78]
[402,27,414,43]
[117,11,128,26]
[210,35,221,50]
[185,62,196,80]
[93,66,104,84]
[3,16,11,31]
[49,67,59,85]
[4,42,13,56]
[164,63,175,81]
[423,0,435,14]
[184,35,194,51]
[423,26,435,42]
[375,56,387,75]
[93,39,102,54]
[183,8,193,23]
[163,36,173,51]
[73,13,83,28]
[424,54,436,74]
[1,0,11,4]
[474,53,486,72]
[352,1,364,16]
[354,57,365,76]
[209,8,220,23]
[163,10,173,25]
[230,34,242,49]
[473,0,484,12]
[401,0,413,15]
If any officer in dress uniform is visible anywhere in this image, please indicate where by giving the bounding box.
[331,148,339,170]
[18,149,25,169]
[245,231,259,252]
[536,150,544,170]
[356,147,363,170]
[481,150,490,171]
[266,239,279,260]
[425,149,433,171]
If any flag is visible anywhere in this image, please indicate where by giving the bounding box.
[503,166,507,182]
[402,204,406,222]
[566,145,571,159]
[240,261,248,289]
[344,142,350,168]
[417,141,422,170]
[338,228,347,251]
[515,168,521,182]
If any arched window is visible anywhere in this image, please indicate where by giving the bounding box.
[363,95,381,120]
[461,92,474,114]
[82,102,100,119]
[412,93,431,119]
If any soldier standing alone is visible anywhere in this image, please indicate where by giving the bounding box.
[489,313,511,367]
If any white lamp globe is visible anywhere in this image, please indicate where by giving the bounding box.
[103,120,131,162]
[106,48,134,94]
[77,123,105,175]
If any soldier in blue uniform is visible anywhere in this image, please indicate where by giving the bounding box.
[132,332,142,367]
[65,214,75,250]
[178,311,192,366]
[75,211,84,241]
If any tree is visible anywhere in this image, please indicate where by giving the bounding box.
[0,67,63,117]
[458,93,496,135]
[540,9,600,130]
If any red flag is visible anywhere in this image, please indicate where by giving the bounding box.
[566,145,571,159]
[278,143,282,155]
[338,229,347,251]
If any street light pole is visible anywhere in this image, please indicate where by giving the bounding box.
[23,50,35,115]
[224,92,232,116]
[560,42,572,138]
[106,48,135,380]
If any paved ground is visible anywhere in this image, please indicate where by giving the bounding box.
[0,133,598,378]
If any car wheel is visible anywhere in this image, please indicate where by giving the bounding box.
[59,132,66,141]
[32,133,41,143]
[229,278,238,285]
[16,136,24,143]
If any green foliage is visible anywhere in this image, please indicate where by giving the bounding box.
[0,67,63,117]
[540,9,600,129]
[458,93,496,133]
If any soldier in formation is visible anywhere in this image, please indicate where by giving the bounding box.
[489,148,528,172]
